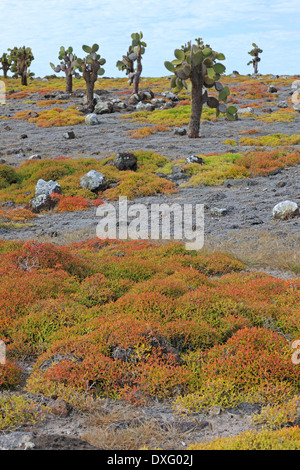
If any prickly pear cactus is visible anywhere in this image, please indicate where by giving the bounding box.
[165,38,237,138]
[247,43,263,74]
[0,52,11,78]
[8,46,34,86]
[75,44,106,110]
[116,32,146,94]
[116,47,134,77]
[50,46,78,93]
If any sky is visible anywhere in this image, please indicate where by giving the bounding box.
[0,0,299,78]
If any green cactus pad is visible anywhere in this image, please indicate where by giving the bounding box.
[213,63,226,74]
[165,61,175,72]
[227,105,238,115]
[82,45,92,53]
[203,47,212,57]
[174,49,185,60]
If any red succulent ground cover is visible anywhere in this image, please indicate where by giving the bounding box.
[0,238,299,408]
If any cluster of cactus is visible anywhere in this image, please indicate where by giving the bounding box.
[165,38,237,138]
[0,53,11,78]
[50,46,80,93]
[247,43,263,74]
[116,32,147,94]
[74,44,106,110]
[116,47,134,78]
[8,46,34,86]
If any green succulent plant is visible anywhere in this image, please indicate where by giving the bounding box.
[8,46,34,86]
[165,38,237,138]
[247,43,263,74]
[50,46,79,93]
[116,47,134,77]
[116,32,146,94]
[75,44,106,111]
[0,52,11,78]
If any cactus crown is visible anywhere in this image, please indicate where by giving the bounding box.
[164,38,237,120]
[75,44,106,77]
[248,43,263,57]
[0,52,11,65]
[116,32,146,74]
[9,46,34,69]
[8,46,34,80]
[247,43,263,66]
[50,46,78,75]
[116,47,134,74]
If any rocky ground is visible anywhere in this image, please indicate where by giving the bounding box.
[0,75,300,450]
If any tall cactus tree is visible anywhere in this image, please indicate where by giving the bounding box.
[116,46,134,80]
[50,46,78,93]
[75,44,105,111]
[0,53,11,78]
[117,32,146,94]
[8,46,34,86]
[247,43,263,74]
[165,38,236,138]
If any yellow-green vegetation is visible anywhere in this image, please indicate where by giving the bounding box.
[0,151,177,205]
[13,106,85,127]
[2,148,300,207]
[0,393,50,430]
[239,133,300,147]
[221,139,238,146]
[251,396,300,430]
[123,104,218,127]
[188,426,300,450]
[166,152,248,187]
[255,108,297,123]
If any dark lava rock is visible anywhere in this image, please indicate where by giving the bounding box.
[113,152,138,171]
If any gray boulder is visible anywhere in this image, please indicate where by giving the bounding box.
[151,98,165,105]
[135,102,154,111]
[85,113,100,125]
[35,179,61,197]
[237,107,254,114]
[210,207,228,217]
[29,194,57,213]
[80,170,107,192]
[174,128,187,136]
[185,155,204,164]
[94,101,113,114]
[162,91,179,101]
[63,131,75,139]
[277,101,288,108]
[28,154,41,160]
[272,200,299,220]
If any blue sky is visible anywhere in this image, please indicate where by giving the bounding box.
[0,0,299,78]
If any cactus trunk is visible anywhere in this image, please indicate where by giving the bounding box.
[187,71,204,138]
[66,72,73,93]
[86,80,95,111]
[254,60,258,74]
[21,73,28,86]
[133,56,142,94]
